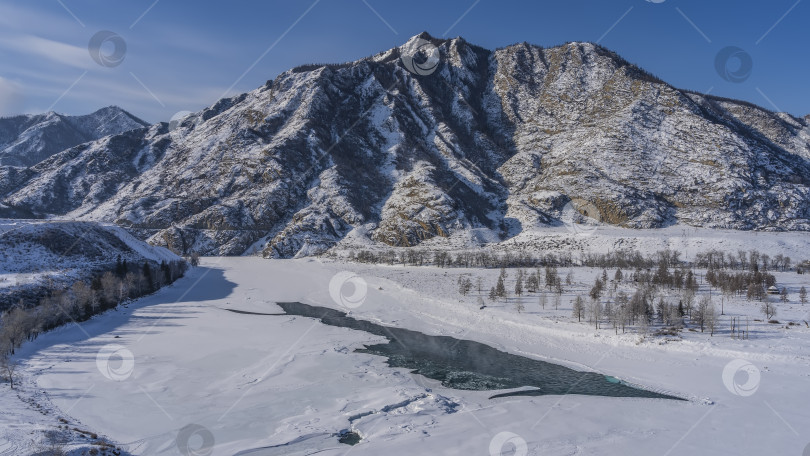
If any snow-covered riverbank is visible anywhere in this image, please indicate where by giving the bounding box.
[2,257,809,455]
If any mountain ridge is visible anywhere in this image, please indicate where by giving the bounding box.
[0,106,148,168]
[0,34,808,257]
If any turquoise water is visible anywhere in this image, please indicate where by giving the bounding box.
[276,302,683,401]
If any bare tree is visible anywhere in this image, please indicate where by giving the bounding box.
[100,271,120,306]
[588,299,602,329]
[0,308,28,354]
[603,299,613,326]
[637,312,650,336]
[0,352,18,389]
[682,289,696,317]
[189,251,200,267]
[39,430,67,456]
[800,286,807,304]
[458,276,472,296]
[117,277,129,304]
[71,281,93,317]
[761,301,778,320]
[705,301,719,336]
[545,266,557,291]
[125,272,139,299]
[695,295,711,332]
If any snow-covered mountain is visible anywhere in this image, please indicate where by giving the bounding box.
[1,33,809,257]
[0,106,147,167]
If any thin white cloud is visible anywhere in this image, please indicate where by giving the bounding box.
[0,34,94,70]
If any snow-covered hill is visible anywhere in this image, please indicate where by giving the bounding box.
[0,219,180,308]
[1,33,809,256]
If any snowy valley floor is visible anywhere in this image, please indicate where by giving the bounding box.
[2,257,810,455]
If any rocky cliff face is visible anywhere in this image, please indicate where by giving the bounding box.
[1,33,808,257]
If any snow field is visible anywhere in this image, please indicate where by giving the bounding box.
[2,256,809,455]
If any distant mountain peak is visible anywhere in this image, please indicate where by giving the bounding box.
[0,106,147,167]
[409,31,439,42]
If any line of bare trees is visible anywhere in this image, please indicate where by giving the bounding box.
[343,248,803,274]
[695,249,792,272]
[0,258,187,388]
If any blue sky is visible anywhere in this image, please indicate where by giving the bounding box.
[0,0,807,123]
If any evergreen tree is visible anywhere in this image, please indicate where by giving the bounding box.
[526,273,538,293]
[142,262,154,291]
[572,295,585,322]
[115,255,126,277]
[514,276,523,297]
[589,277,603,301]
[495,276,506,300]
[161,261,171,283]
